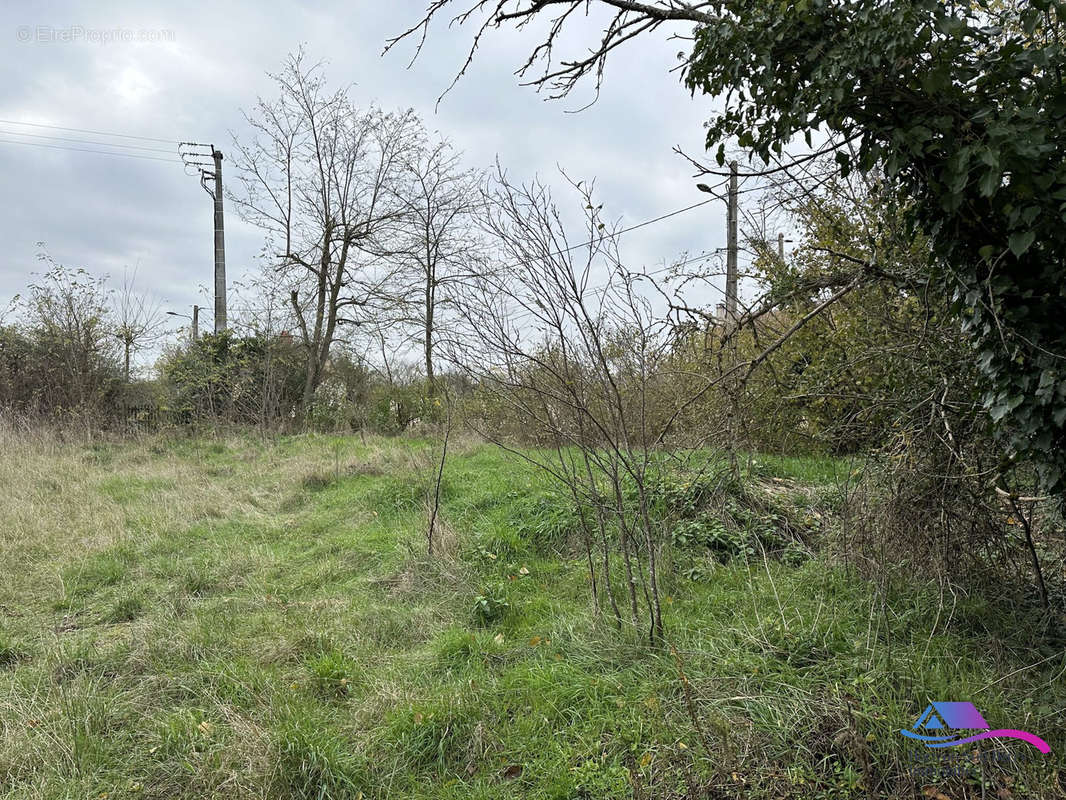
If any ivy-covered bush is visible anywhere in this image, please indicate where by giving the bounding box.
[159,331,304,425]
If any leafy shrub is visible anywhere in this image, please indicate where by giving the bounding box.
[472,584,511,625]
[671,518,756,561]
[159,331,303,425]
[0,261,122,418]
[681,561,716,583]
[656,473,730,516]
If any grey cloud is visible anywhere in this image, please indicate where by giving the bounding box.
[0,1,727,341]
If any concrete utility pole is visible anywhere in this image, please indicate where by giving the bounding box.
[696,163,739,323]
[725,160,739,321]
[778,232,785,263]
[211,150,226,333]
[178,142,228,333]
[696,162,741,475]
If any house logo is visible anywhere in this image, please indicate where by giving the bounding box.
[900,702,1050,753]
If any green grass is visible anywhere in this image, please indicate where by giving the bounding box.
[745,451,853,485]
[0,431,1061,799]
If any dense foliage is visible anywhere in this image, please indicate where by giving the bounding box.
[685,0,1066,490]
[740,179,981,455]
[158,331,304,425]
[0,266,122,418]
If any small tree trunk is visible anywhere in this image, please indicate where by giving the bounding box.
[300,359,318,421]
[425,281,436,397]
[427,410,450,556]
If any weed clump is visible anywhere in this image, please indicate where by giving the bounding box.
[305,647,363,699]
[0,632,27,668]
[105,591,144,623]
[472,583,512,626]
[270,709,366,799]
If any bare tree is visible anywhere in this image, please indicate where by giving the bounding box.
[447,168,733,643]
[231,51,422,418]
[384,134,483,397]
[388,1,709,101]
[112,267,164,382]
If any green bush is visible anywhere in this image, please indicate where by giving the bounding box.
[671,518,755,561]
[159,331,303,425]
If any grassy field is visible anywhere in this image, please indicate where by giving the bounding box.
[0,431,1061,799]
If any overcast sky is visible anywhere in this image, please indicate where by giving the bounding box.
[0,2,729,352]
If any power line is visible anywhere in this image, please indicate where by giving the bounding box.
[0,137,181,163]
[486,194,721,275]
[595,197,716,243]
[434,191,726,328]
[256,187,728,316]
[471,177,733,330]
[0,118,176,145]
[466,249,724,331]
[511,192,723,271]
[215,197,726,330]
[0,128,178,155]
[0,126,725,329]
